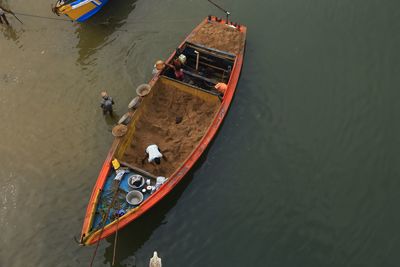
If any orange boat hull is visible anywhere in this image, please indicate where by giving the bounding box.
[80,17,247,245]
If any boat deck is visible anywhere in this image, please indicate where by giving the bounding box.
[120,77,220,177]
[187,20,246,55]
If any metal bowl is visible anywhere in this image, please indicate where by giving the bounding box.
[128,96,142,109]
[126,190,144,206]
[118,112,132,125]
[127,174,145,189]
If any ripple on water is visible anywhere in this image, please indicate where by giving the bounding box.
[0,173,18,233]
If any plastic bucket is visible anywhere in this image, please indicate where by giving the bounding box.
[126,190,144,206]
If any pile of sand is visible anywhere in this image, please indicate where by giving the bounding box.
[122,84,219,177]
[188,21,245,55]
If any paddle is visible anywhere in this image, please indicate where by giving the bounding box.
[112,215,120,266]
[10,12,23,24]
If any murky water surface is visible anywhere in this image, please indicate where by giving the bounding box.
[1,0,399,266]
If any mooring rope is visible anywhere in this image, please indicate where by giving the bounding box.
[112,216,120,266]
[10,11,198,24]
[89,180,122,267]
[13,11,72,21]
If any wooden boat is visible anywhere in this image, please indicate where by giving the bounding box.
[79,16,247,245]
[53,0,108,22]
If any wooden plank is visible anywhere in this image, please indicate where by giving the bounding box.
[186,42,236,59]
[119,161,158,180]
[182,69,219,85]
[198,61,227,72]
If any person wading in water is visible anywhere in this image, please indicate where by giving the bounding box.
[0,5,23,26]
[100,91,115,115]
[0,5,11,26]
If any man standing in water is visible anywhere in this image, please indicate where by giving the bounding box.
[100,91,115,115]
[0,6,11,26]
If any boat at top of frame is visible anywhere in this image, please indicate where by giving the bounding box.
[53,0,108,22]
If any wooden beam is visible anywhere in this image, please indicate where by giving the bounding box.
[182,69,218,84]
[186,42,236,60]
[119,161,158,180]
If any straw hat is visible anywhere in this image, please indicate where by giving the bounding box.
[136,84,151,97]
[112,124,128,137]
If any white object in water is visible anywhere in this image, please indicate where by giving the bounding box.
[149,251,162,267]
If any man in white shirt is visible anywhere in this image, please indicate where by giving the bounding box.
[144,144,164,165]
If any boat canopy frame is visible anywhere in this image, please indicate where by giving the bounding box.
[161,41,236,95]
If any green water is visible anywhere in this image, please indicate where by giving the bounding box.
[1,0,399,266]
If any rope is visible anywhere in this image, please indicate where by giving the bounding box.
[10,10,198,25]
[89,180,122,267]
[13,11,71,22]
[112,216,120,266]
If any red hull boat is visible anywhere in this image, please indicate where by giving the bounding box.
[80,16,247,245]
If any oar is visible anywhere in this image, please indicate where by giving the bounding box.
[10,13,23,24]
[112,215,120,266]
